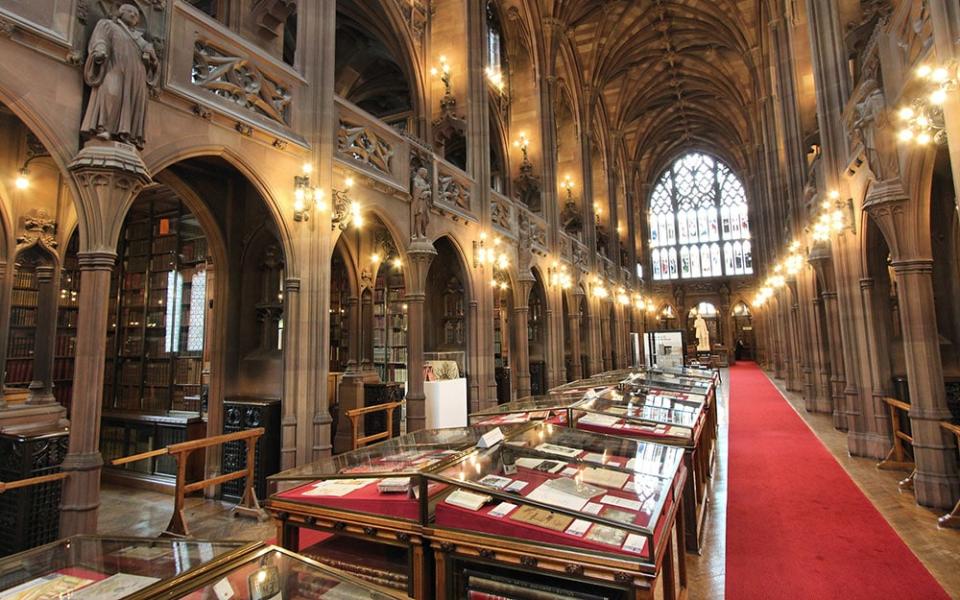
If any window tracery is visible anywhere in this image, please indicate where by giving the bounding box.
[649,153,752,280]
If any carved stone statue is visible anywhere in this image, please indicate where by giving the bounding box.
[411,167,432,239]
[852,82,899,182]
[694,314,711,352]
[80,4,159,149]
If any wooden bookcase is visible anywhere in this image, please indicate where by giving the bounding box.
[373,268,407,384]
[101,196,209,489]
[54,233,79,413]
[330,252,350,372]
[5,254,42,390]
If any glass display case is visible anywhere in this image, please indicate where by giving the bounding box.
[0,536,254,599]
[569,388,705,447]
[570,385,712,554]
[425,423,687,599]
[619,370,715,399]
[266,427,514,598]
[161,544,404,599]
[466,391,592,427]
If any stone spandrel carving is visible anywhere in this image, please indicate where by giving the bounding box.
[17,209,58,251]
[491,196,511,230]
[438,174,470,211]
[411,166,432,239]
[338,121,395,175]
[80,4,159,149]
[192,41,292,125]
[852,81,900,182]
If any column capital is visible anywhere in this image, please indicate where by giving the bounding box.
[862,178,923,262]
[77,251,118,271]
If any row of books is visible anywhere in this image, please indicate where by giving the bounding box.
[373,331,408,346]
[53,383,72,408]
[53,357,74,381]
[176,358,202,383]
[5,359,33,384]
[13,270,37,290]
[7,334,35,358]
[11,288,39,306]
[57,308,79,327]
[10,307,36,327]
[55,334,76,357]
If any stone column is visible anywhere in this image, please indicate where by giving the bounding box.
[859,277,893,445]
[600,302,612,371]
[567,297,583,381]
[811,296,834,413]
[0,261,8,408]
[514,277,533,398]
[928,0,960,205]
[27,265,57,405]
[61,141,149,536]
[404,239,436,432]
[280,278,301,468]
[360,290,374,372]
[893,259,960,507]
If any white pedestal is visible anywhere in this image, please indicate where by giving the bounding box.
[424,378,468,429]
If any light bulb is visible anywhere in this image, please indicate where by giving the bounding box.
[371,253,380,263]
[931,67,949,83]
[930,88,947,105]
[916,115,930,127]
[899,128,914,142]
[898,106,914,120]
[302,163,312,174]
[15,174,28,190]
[393,257,402,268]
[917,64,932,78]
[917,132,932,145]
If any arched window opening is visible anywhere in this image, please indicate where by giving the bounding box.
[485,1,507,90]
[650,153,752,280]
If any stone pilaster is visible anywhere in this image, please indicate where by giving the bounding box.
[27,265,57,405]
[404,239,436,433]
[514,276,533,398]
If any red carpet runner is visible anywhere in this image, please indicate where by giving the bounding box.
[725,362,949,600]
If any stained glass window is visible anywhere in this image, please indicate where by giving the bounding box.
[649,153,753,280]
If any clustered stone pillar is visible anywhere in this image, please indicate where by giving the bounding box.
[404,239,436,433]
[513,276,533,399]
[61,141,149,536]
[567,301,582,381]
[893,259,960,507]
[27,265,57,405]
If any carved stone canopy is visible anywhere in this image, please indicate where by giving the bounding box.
[514,160,541,213]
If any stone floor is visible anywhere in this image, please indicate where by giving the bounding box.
[97,366,960,598]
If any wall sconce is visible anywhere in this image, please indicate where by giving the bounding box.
[431,55,453,97]
[13,149,51,191]
[331,177,360,230]
[591,275,609,299]
[293,163,325,222]
[513,133,530,163]
[897,61,956,145]
[485,65,505,93]
[561,175,575,200]
[548,261,572,289]
[754,285,773,307]
[616,287,630,306]
[473,232,508,270]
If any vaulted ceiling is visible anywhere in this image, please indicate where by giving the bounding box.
[542,0,764,183]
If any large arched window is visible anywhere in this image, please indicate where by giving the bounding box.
[649,153,752,280]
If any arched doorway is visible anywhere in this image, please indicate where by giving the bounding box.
[425,237,468,373]
[99,156,287,495]
[527,271,548,395]
[731,301,754,361]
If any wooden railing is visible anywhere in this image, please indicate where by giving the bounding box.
[345,402,402,451]
[877,397,916,491]
[938,421,960,529]
[112,428,267,537]
[0,472,68,494]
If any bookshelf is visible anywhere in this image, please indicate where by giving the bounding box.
[330,252,350,372]
[373,266,407,384]
[100,194,209,489]
[5,251,44,389]
[104,197,209,413]
[493,287,511,404]
[53,233,80,412]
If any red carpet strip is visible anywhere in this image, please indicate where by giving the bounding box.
[725,362,949,600]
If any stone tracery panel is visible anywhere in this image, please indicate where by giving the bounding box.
[192,40,292,125]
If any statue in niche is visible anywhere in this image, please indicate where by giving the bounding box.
[694,313,711,352]
[411,166,432,239]
[80,4,159,149]
[852,82,899,182]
